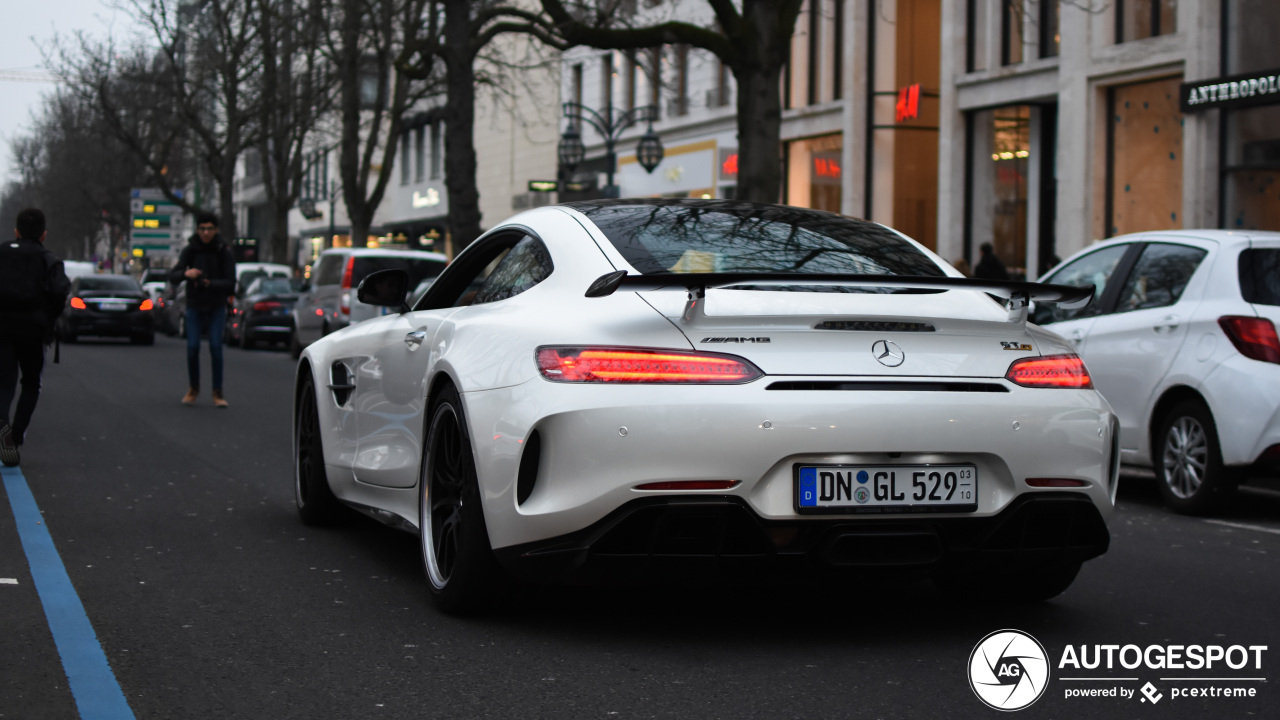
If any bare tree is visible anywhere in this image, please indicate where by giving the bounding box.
[540,0,804,204]
[3,89,155,263]
[51,0,262,238]
[321,0,438,248]
[254,0,333,262]
[404,0,566,248]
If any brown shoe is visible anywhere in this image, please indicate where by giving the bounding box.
[182,387,198,406]
[212,390,229,409]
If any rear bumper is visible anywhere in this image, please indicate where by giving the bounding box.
[493,492,1110,584]
[63,311,154,337]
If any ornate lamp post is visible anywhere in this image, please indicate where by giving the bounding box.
[558,103,664,198]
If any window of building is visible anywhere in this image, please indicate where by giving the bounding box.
[1002,0,1024,65]
[430,121,443,180]
[624,51,637,112]
[714,59,732,108]
[1040,0,1060,58]
[648,47,663,120]
[832,0,844,99]
[571,63,584,127]
[968,105,1031,275]
[601,51,614,110]
[414,127,426,183]
[967,0,989,72]
[673,44,689,116]
[1117,0,1177,43]
[785,134,843,214]
[400,130,411,185]
[1105,77,1183,237]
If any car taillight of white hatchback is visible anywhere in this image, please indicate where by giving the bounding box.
[1218,316,1280,365]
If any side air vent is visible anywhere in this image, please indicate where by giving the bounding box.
[516,430,542,505]
[767,381,1008,393]
[815,320,936,332]
[328,362,355,406]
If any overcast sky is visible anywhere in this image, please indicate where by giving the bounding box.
[1,0,123,183]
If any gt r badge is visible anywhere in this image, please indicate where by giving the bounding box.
[871,340,905,367]
[1001,341,1033,351]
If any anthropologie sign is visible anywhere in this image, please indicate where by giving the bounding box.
[1180,67,1280,113]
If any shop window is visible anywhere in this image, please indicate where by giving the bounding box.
[1224,106,1280,230]
[1106,77,1183,237]
[1117,0,1176,43]
[786,134,843,214]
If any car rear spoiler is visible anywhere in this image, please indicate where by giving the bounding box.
[585,271,1094,324]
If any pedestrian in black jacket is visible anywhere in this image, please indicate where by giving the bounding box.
[169,212,236,408]
[974,242,1011,281]
[0,208,71,466]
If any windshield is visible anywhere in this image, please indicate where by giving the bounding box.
[79,276,141,292]
[253,278,296,295]
[571,200,945,283]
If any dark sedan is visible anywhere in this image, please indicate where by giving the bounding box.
[59,275,155,344]
[227,276,299,349]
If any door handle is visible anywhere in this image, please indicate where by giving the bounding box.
[1153,315,1180,334]
[404,330,427,349]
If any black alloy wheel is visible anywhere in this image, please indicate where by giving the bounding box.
[1155,399,1236,515]
[419,384,508,613]
[295,375,342,525]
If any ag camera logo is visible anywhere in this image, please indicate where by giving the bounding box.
[969,629,1050,711]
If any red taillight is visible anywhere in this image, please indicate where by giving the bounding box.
[635,480,741,491]
[1219,316,1280,365]
[340,257,355,315]
[1025,478,1090,488]
[315,308,324,317]
[536,347,762,384]
[253,301,282,312]
[1006,354,1093,388]
[70,297,87,310]
[139,299,153,311]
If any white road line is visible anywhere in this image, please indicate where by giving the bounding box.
[1204,519,1280,536]
[1,578,18,584]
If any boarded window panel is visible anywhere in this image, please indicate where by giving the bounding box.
[1109,77,1183,236]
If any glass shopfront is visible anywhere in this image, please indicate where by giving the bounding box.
[785,134,843,214]
[1221,0,1280,230]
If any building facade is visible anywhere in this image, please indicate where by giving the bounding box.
[561,0,1279,279]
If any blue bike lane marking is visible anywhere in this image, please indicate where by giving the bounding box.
[2,466,135,720]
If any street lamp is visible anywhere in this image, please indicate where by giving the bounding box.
[559,102,664,198]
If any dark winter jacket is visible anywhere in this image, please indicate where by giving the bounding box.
[0,235,71,343]
[974,250,1011,281]
[169,234,236,311]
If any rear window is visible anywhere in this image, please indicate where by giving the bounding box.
[352,256,446,288]
[1239,249,1280,306]
[79,276,141,292]
[572,200,944,282]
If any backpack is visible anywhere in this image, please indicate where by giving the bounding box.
[0,239,47,312]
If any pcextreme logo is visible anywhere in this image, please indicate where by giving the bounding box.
[968,629,1050,711]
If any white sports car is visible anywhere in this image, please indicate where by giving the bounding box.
[293,199,1118,611]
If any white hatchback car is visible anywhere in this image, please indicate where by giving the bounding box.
[1036,230,1280,514]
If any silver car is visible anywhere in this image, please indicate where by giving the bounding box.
[290,248,447,357]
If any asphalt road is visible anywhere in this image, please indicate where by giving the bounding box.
[3,335,1279,719]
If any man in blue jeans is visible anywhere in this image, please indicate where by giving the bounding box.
[169,212,235,408]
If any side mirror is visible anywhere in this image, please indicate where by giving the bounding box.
[356,268,410,311]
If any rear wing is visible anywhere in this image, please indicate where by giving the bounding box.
[584,271,1094,324]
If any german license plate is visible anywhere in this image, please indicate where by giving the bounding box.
[795,464,978,514]
[101,303,127,312]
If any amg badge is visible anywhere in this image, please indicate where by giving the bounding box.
[701,337,771,344]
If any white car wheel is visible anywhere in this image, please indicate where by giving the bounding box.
[1155,400,1236,515]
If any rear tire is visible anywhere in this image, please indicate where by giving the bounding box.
[1155,399,1236,515]
[420,385,509,614]
[295,375,342,525]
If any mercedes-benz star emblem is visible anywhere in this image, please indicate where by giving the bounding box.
[871,340,905,367]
